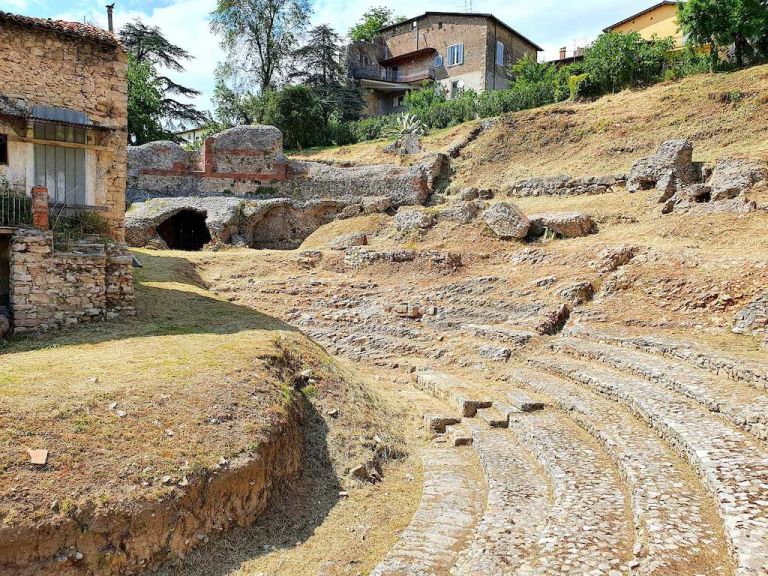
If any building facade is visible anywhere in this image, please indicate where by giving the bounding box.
[0,11,129,239]
[604,1,684,49]
[347,12,542,116]
[0,11,134,337]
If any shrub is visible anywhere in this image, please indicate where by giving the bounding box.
[327,118,358,146]
[663,48,711,81]
[383,113,428,138]
[568,73,592,100]
[260,85,326,150]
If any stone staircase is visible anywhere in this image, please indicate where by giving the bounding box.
[370,326,768,575]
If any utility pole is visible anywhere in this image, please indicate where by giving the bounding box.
[106,3,115,33]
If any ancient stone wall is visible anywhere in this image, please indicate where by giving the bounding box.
[0,16,128,239]
[9,228,134,333]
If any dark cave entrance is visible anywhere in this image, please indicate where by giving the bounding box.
[156,210,212,251]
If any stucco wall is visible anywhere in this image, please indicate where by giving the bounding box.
[0,22,128,239]
[610,4,683,47]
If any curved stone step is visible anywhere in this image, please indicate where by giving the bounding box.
[566,324,768,393]
[508,410,635,574]
[531,354,768,575]
[452,423,550,575]
[510,367,733,575]
[370,446,485,576]
[554,336,768,441]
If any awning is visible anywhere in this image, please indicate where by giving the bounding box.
[0,95,110,130]
[379,47,437,67]
[359,79,416,93]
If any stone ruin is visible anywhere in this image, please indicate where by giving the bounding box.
[126,125,447,250]
[627,139,768,214]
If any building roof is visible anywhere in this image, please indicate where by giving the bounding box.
[378,12,544,52]
[603,1,678,33]
[0,10,120,47]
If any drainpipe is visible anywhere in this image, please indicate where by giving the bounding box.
[106,3,115,33]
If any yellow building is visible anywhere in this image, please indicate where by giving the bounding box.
[604,1,684,48]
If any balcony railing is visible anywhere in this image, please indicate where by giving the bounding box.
[0,187,32,227]
[351,65,436,84]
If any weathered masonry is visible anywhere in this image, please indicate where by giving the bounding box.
[347,12,542,116]
[0,10,129,240]
[0,11,134,337]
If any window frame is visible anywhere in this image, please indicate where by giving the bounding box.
[447,43,464,67]
[496,41,505,66]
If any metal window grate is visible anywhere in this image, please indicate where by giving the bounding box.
[0,187,32,227]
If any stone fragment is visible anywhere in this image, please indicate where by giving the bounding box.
[336,204,364,220]
[708,157,768,201]
[383,134,422,155]
[361,196,392,214]
[457,187,479,201]
[557,281,595,306]
[627,140,700,199]
[28,449,48,465]
[394,208,436,232]
[528,212,595,238]
[482,202,530,239]
[591,245,637,273]
[423,414,461,434]
[507,391,545,412]
[438,201,480,224]
[328,232,368,250]
[732,292,768,336]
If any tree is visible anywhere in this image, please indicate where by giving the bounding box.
[261,85,325,149]
[349,7,405,42]
[126,54,166,145]
[290,25,364,122]
[583,32,674,93]
[679,0,768,68]
[210,0,311,93]
[119,21,207,132]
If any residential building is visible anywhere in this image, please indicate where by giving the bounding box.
[604,1,685,49]
[347,12,542,116]
[0,11,134,336]
[0,10,129,239]
[548,46,586,68]
[174,125,208,147]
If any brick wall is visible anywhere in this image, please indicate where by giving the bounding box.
[9,228,134,333]
[0,21,128,239]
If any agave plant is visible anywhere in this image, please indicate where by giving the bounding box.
[384,113,428,139]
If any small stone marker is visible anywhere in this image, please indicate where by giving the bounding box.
[28,448,48,465]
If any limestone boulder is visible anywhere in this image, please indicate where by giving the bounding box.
[383,134,422,155]
[557,281,595,306]
[361,196,392,214]
[528,212,596,238]
[732,292,768,336]
[395,208,436,232]
[708,158,768,201]
[438,201,481,224]
[627,140,700,199]
[329,232,368,250]
[482,203,530,240]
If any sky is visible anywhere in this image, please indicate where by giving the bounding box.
[1,0,663,116]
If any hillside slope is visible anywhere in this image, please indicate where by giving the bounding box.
[295,65,768,190]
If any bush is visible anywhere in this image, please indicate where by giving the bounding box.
[327,118,358,146]
[583,31,675,93]
[663,48,711,81]
[260,85,326,150]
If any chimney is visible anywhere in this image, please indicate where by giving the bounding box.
[559,47,567,59]
[106,3,115,33]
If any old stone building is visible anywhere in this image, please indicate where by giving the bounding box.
[347,12,542,116]
[0,11,133,337]
[0,10,129,238]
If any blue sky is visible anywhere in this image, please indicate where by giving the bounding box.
[1,0,664,115]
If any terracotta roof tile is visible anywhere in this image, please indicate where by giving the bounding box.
[0,10,120,47]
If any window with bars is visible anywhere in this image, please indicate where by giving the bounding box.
[33,123,87,206]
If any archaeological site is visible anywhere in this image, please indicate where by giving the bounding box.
[2,3,768,576]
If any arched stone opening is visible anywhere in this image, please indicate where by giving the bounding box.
[155,210,212,251]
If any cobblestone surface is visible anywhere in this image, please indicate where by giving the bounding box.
[370,446,485,576]
[531,354,768,575]
[511,367,733,575]
[508,411,634,575]
[555,336,768,441]
[452,422,550,576]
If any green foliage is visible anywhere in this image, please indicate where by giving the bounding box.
[260,85,326,150]
[679,0,768,68]
[50,210,110,250]
[126,54,168,145]
[567,73,592,100]
[509,54,557,88]
[120,21,206,141]
[383,113,428,138]
[583,32,675,93]
[349,115,396,141]
[211,0,312,93]
[349,7,405,42]
[663,48,712,80]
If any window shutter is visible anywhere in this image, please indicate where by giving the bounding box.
[458,44,464,64]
